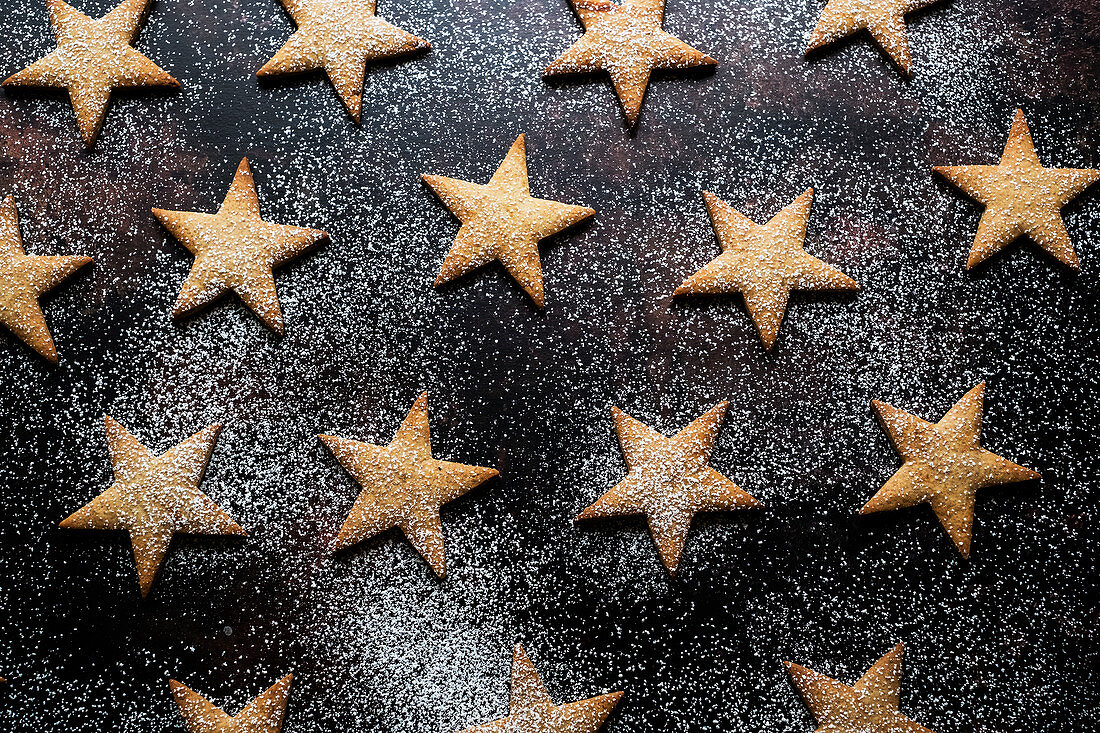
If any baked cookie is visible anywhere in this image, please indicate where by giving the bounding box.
[934,109,1099,270]
[785,644,934,733]
[805,0,945,76]
[863,383,1039,558]
[457,645,622,733]
[153,158,329,334]
[675,188,858,351]
[319,392,497,578]
[576,402,762,575]
[3,0,178,147]
[423,134,594,308]
[60,416,246,597]
[544,0,716,127]
[257,0,430,122]
[171,673,293,733]
[0,195,90,363]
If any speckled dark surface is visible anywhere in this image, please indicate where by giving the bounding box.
[0,0,1097,730]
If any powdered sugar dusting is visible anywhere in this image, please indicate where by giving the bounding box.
[0,0,1096,730]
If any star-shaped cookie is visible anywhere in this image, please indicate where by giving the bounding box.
[0,195,90,363]
[863,383,1039,558]
[544,0,716,127]
[422,134,594,308]
[319,392,497,578]
[675,188,858,351]
[257,0,430,123]
[3,0,178,147]
[805,0,943,76]
[153,157,329,334]
[934,109,1099,270]
[576,402,762,575]
[457,645,623,733]
[785,644,934,733]
[60,415,246,597]
[171,673,293,733]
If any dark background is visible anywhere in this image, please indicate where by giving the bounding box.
[0,0,1097,730]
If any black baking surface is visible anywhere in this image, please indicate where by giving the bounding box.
[0,0,1097,730]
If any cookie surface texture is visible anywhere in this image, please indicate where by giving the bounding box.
[456,645,623,733]
[319,392,497,578]
[3,0,178,147]
[422,134,595,308]
[0,195,90,363]
[675,188,858,351]
[59,416,246,598]
[934,108,1099,270]
[576,401,762,575]
[544,0,717,126]
[257,0,430,122]
[153,157,329,334]
[863,383,1040,558]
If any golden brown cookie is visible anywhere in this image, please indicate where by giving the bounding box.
[3,0,178,147]
[576,402,762,575]
[60,415,246,598]
[457,645,622,733]
[674,188,858,351]
[319,392,497,578]
[934,109,1099,270]
[862,383,1039,558]
[170,673,293,733]
[257,0,430,123]
[152,158,329,334]
[805,0,943,76]
[544,0,716,127]
[0,195,90,363]
[785,644,934,733]
[422,134,594,308]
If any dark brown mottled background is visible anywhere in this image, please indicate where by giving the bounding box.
[0,0,1097,730]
